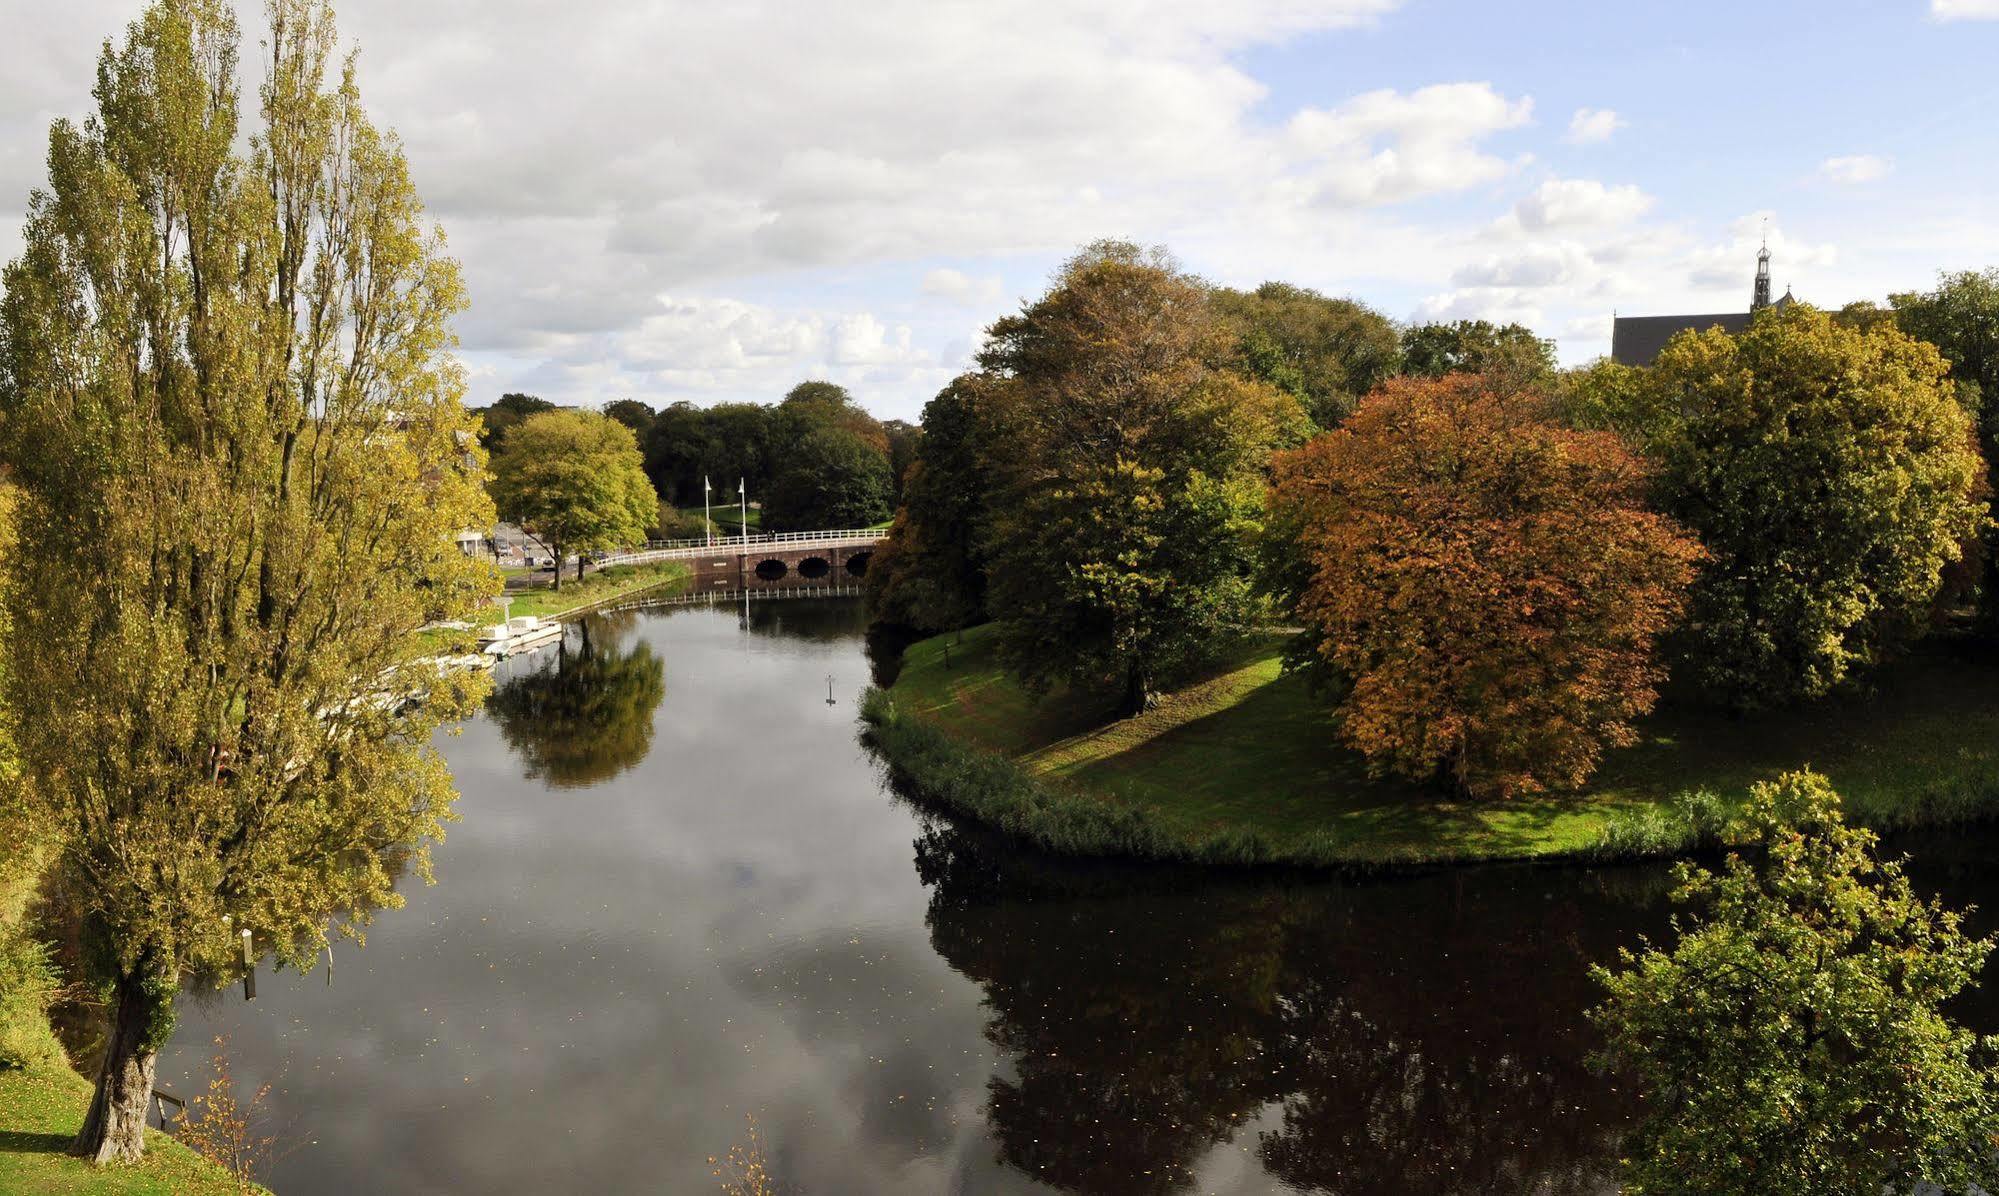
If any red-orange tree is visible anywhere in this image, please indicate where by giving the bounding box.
[1271,375,1702,798]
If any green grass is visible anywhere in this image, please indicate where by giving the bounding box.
[498,561,690,622]
[868,623,1999,867]
[0,1063,257,1195]
[0,846,252,1194]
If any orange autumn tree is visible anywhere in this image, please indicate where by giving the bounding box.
[1271,374,1702,798]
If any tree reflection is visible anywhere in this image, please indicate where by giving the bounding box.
[912,815,1657,1195]
[486,618,666,787]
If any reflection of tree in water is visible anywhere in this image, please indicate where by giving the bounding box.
[487,617,665,787]
[913,816,1660,1195]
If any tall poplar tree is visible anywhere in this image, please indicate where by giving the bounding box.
[0,0,494,1161]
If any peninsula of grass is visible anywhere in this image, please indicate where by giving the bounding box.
[861,623,1999,869]
[500,560,691,622]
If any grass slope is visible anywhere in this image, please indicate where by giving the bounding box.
[501,561,690,622]
[870,623,1999,867]
[0,1064,254,1196]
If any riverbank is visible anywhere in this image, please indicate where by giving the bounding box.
[501,561,691,622]
[0,855,253,1194]
[861,624,1999,868]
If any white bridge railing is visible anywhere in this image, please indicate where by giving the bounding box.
[594,528,887,569]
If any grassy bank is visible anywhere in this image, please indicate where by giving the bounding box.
[863,623,1999,868]
[0,856,251,1194]
[501,560,690,622]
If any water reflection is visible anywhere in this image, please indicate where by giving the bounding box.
[486,614,666,787]
[137,595,1999,1195]
[912,816,1672,1194]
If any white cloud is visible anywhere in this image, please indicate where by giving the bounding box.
[1819,154,1892,184]
[1932,0,1999,19]
[1286,83,1534,205]
[1565,107,1623,144]
[920,268,1004,308]
[1509,178,1653,230]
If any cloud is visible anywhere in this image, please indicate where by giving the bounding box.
[1452,242,1592,288]
[1286,83,1535,205]
[1932,0,1999,19]
[1685,212,1836,290]
[920,269,1004,308]
[1819,154,1892,184]
[1565,107,1623,144]
[1509,178,1653,230]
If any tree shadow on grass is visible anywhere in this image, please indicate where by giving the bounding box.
[0,1129,73,1154]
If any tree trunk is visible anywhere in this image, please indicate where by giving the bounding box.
[576,554,585,583]
[73,968,168,1164]
[550,539,562,592]
[1119,665,1158,719]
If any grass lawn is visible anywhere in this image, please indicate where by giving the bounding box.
[877,623,1999,866]
[497,561,690,622]
[0,1064,255,1196]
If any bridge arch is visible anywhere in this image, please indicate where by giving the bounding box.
[844,550,871,577]
[753,558,788,581]
[797,556,831,580]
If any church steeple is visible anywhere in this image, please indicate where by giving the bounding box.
[1752,236,1772,311]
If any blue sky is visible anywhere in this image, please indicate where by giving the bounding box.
[3,0,1997,420]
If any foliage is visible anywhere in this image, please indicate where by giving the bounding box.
[1212,281,1401,428]
[489,408,656,588]
[883,418,923,502]
[978,241,1307,714]
[600,398,656,436]
[1591,771,1999,1195]
[1399,319,1556,386]
[0,0,496,1161]
[170,1037,287,1191]
[761,426,894,532]
[471,392,557,454]
[486,621,666,787]
[708,1113,795,1196]
[776,379,888,454]
[865,374,1005,632]
[1271,375,1702,797]
[1646,303,1986,707]
[1892,268,1999,623]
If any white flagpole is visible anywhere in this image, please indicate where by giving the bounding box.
[739,477,747,546]
[703,475,712,547]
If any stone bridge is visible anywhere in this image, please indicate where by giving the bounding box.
[599,528,886,591]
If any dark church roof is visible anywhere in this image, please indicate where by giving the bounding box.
[1610,312,1753,367]
[1610,239,1796,366]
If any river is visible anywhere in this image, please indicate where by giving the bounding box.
[153,593,1999,1195]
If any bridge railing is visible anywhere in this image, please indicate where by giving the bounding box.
[593,528,887,570]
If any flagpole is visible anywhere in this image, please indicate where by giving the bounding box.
[703,475,712,547]
[739,477,747,546]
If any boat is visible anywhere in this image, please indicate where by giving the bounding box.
[478,614,565,657]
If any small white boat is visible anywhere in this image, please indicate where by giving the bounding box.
[478,615,565,657]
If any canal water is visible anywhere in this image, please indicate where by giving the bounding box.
[154,594,1999,1194]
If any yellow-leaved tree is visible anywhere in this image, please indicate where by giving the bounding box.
[0,0,495,1161]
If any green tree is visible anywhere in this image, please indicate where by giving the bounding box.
[1647,304,1986,707]
[866,374,1006,632]
[0,0,495,1161]
[883,418,924,502]
[776,379,888,454]
[1591,771,1999,1195]
[1212,282,1401,428]
[486,620,665,787]
[980,241,1306,715]
[600,398,657,438]
[1400,319,1556,386]
[472,391,556,453]
[642,400,711,506]
[489,408,655,588]
[1891,269,1999,622]
[762,426,894,531]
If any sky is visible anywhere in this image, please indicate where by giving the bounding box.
[2,0,1997,422]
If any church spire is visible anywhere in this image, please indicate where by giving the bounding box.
[1753,233,1772,311]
